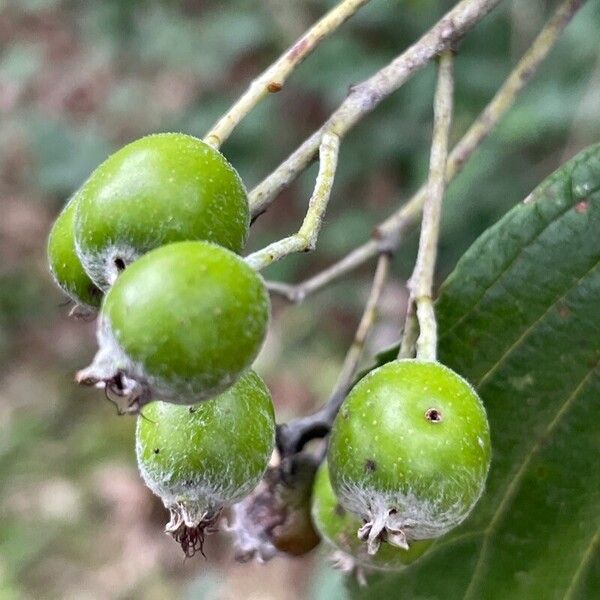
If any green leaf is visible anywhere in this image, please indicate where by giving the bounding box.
[351,143,600,598]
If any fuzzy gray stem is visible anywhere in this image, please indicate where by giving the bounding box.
[404,51,454,361]
[250,0,503,216]
[245,132,340,271]
[266,0,583,303]
[204,0,372,148]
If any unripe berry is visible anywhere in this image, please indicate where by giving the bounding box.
[311,461,432,580]
[136,370,275,556]
[74,133,249,290]
[77,241,270,409]
[327,359,491,555]
[47,196,103,312]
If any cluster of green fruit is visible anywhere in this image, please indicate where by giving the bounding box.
[47,132,491,574]
[47,133,274,552]
[228,360,491,579]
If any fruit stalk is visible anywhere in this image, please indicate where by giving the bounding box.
[401,50,454,361]
[265,0,586,302]
[276,253,390,457]
[203,0,372,149]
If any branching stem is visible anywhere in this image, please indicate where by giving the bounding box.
[249,0,503,217]
[267,0,584,302]
[245,132,340,271]
[261,0,585,457]
[203,0,372,149]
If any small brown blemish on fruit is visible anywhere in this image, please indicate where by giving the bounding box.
[153,448,160,454]
[425,408,442,423]
[364,459,377,473]
[267,81,283,93]
[114,257,126,271]
[575,200,589,213]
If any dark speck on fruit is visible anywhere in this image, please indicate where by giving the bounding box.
[153,448,160,454]
[364,459,377,473]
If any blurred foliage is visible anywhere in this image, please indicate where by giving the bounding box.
[0,0,599,598]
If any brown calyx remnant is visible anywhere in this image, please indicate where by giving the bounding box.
[357,508,410,555]
[76,369,149,415]
[165,506,220,558]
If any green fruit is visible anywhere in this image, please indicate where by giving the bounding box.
[76,241,270,408]
[74,132,249,290]
[311,462,432,574]
[327,359,491,555]
[136,370,275,556]
[47,196,103,311]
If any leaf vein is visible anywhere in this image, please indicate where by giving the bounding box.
[476,256,600,388]
[563,526,600,600]
[440,199,576,340]
[462,358,600,600]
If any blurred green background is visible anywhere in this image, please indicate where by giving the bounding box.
[0,0,598,598]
